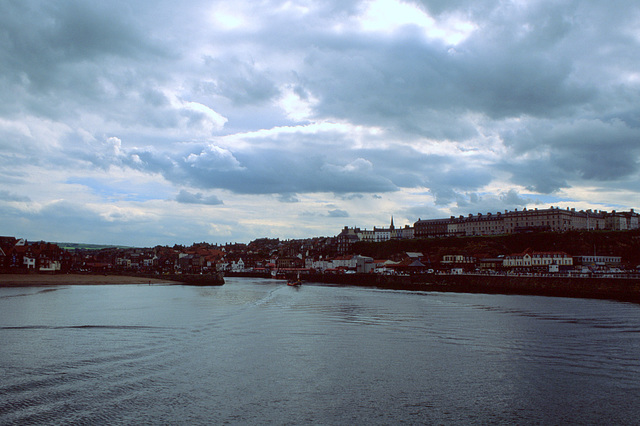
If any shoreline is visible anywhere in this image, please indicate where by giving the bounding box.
[4,272,639,304]
[0,273,181,287]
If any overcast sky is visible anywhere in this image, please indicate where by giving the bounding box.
[2,0,640,246]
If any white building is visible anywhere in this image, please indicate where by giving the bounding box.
[503,251,573,269]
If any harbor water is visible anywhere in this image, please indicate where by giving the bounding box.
[1,277,640,424]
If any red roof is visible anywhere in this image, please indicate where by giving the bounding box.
[508,250,570,257]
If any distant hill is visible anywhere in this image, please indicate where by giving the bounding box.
[55,242,132,251]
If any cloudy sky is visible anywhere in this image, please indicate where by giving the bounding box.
[2,0,640,246]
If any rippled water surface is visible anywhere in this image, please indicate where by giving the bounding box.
[2,278,640,424]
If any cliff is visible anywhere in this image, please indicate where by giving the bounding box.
[352,229,640,266]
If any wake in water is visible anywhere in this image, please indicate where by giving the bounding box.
[0,325,170,330]
[1,279,639,424]
[0,288,62,299]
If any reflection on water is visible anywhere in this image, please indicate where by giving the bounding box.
[1,278,640,424]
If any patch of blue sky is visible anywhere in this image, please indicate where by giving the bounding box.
[66,177,170,202]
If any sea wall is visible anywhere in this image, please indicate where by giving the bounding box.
[134,272,225,286]
[304,273,640,303]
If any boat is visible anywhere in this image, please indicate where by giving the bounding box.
[287,273,302,286]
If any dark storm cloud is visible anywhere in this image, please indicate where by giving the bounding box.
[91,126,497,199]
[175,190,223,205]
[202,56,281,106]
[338,194,365,201]
[500,189,536,207]
[285,0,640,193]
[501,117,640,192]
[293,2,594,138]
[120,142,399,196]
[407,187,540,224]
[277,193,300,203]
[0,1,166,117]
[328,209,349,218]
[0,190,30,202]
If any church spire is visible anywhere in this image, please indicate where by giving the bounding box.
[390,216,395,230]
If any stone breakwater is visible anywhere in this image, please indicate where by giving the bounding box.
[304,273,640,303]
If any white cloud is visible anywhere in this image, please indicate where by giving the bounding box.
[360,0,475,44]
[278,86,318,121]
[179,101,228,132]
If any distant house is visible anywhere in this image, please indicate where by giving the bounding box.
[441,254,475,264]
[231,258,245,272]
[440,254,476,272]
[23,255,36,269]
[573,255,621,268]
[374,259,398,274]
[331,255,356,270]
[478,258,504,271]
[355,255,374,273]
[39,259,61,272]
[503,250,572,270]
[179,254,205,273]
[391,256,428,274]
[276,257,303,269]
[216,260,229,272]
[0,236,18,271]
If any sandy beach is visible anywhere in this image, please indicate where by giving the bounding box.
[0,274,180,287]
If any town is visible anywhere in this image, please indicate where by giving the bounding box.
[2,206,640,278]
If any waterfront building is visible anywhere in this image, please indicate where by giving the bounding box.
[337,217,414,253]
[441,254,476,264]
[503,250,573,269]
[415,207,635,238]
[358,229,376,242]
[440,254,476,272]
[395,225,415,239]
[336,227,361,254]
[606,210,639,230]
[573,255,622,267]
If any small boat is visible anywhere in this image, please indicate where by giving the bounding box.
[287,273,302,286]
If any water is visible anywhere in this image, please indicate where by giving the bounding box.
[1,278,640,424]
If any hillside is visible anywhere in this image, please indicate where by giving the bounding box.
[352,230,640,267]
[55,242,132,251]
